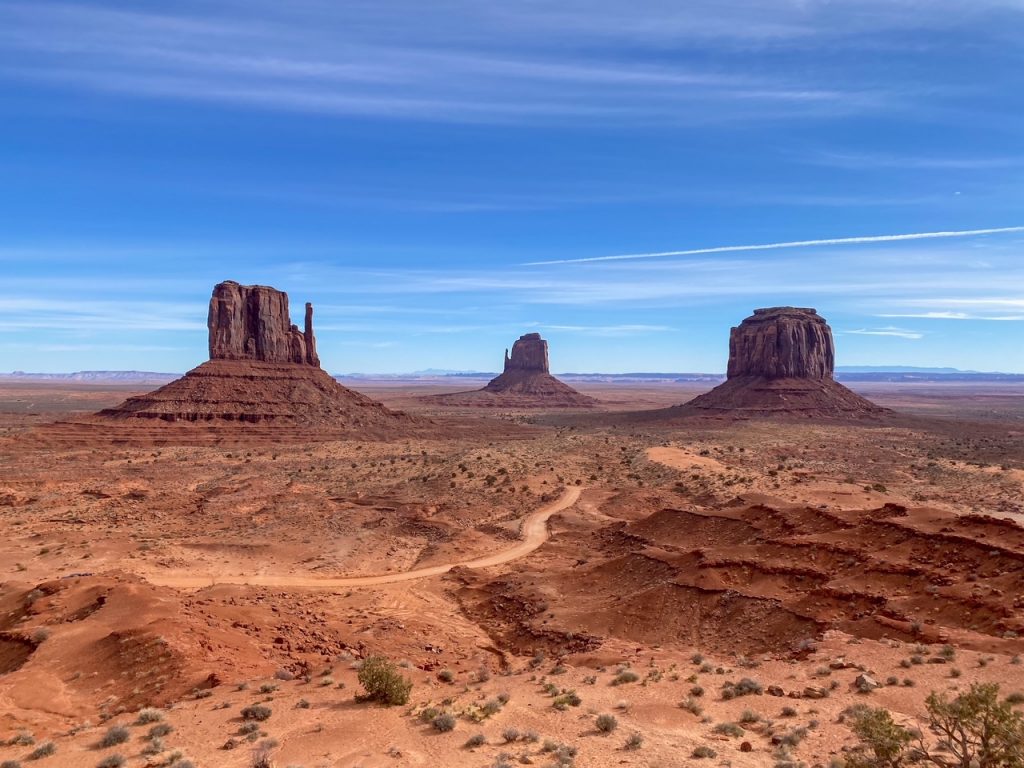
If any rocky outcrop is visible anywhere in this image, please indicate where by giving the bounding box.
[681,307,884,418]
[99,281,420,433]
[424,333,596,408]
[727,307,833,380]
[503,333,549,373]
[208,281,318,366]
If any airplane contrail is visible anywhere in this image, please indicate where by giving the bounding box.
[524,226,1024,266]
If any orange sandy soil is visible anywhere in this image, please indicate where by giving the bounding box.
[1,380,1023,768]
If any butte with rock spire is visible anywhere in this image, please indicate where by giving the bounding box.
[99,280,417,431]
[425,332,596,408]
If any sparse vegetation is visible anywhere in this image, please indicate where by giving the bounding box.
[99,726,130,748]
[357,656,412,705]
[432,712,456,732]
[595,713,618,733]
[241,704,273,722]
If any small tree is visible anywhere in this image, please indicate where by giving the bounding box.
[924,683,1024,767]
[847,683,1024,768]
[847,707,915,768]
[357,656,412,706]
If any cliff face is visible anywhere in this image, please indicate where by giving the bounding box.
[681,307,884,418]
[727,307,833,380]
[503,333,550,374]
[207,281,318,366]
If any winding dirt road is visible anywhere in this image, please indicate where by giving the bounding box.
[147,486,583,589]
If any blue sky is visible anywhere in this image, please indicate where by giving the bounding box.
[1,0,1022,374]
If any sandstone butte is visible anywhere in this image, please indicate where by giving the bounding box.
[681,306,885,417]
[427,332,596,408]
[98,281,416,430]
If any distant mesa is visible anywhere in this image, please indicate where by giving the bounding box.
[99,281,416,430]
[424,332,597,408]
[680,307,885,417]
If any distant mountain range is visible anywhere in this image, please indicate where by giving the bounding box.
[0,370,178,383]
[3,367,1023,384]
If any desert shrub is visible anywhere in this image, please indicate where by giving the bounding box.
[595,713,618,733]
[28,741,56,760]
[418,707,440,723]
[692,745,717,758]
[97,756,125,768]
[142,737,164,755]
[624,732,643,749]
[722,677,763,699]
[679,697,703,716]
[432,713,456,732]
[924,683,1024,766]
[258,683,277,694]
[464,733,486,748]
[241,704,272,722]
[100,726,130,748]
[251,744,274,768]
[690,684,704,697]
[553,691,581,710]
[1,760,23,768]
[611,670,639,686]
[148,723,173,739]
[781,706,798,717]
[1005,691,1024,705]
[437,669,455,683]
[523,730,539,743]
[502,727,520,743]
[739,709,761,723]
[497,691,511,704]
[134,709,162,725]
[296,698,310,709]
[712,722,744,737]
[8,732,34,746]
[357,656,412,706]
[481,699,503,717]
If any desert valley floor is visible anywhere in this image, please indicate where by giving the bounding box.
[1,379,1023,767]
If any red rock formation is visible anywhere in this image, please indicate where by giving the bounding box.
[99,281,417,431]
[502,333,550,373]
[207,281,318,366]
[727,307,833,379]
[682,307,884,418]
[425,333,596,408]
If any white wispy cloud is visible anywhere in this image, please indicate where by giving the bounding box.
[802,150,1024,171]
[535,323,673,336]
[878,311,1024,321]
[525,226,1024,265]
[845,327,924,339]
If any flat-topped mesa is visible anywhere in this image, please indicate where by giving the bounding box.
[208,281,319,366]
[503,332,550,374]
[727,307,834,380]
[678,305,885,418]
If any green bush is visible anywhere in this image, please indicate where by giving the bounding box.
[357,656,412,706]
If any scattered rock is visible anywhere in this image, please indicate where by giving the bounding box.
[854,673,881,693]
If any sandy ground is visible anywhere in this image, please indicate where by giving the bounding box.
[1,379,1023,768]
